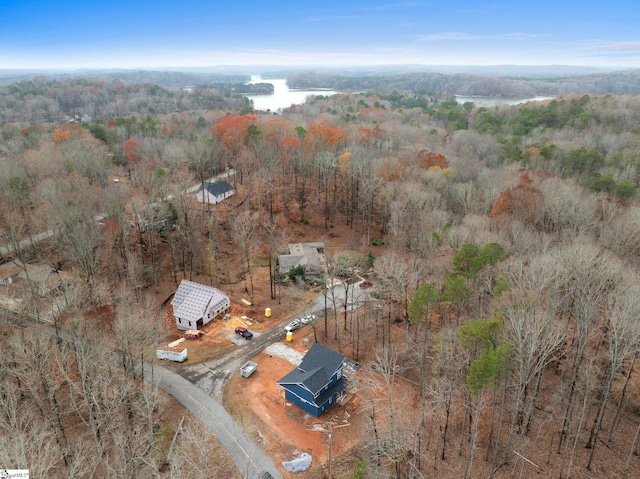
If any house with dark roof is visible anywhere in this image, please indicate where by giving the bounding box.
[171,280,230,330]
[277,343,346,417]
[196,180,235,204]
[0,259,23,286]
[278,242,325,274]
[0,259,61,295]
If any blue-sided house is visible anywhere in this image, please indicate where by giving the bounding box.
[277,343,346,417]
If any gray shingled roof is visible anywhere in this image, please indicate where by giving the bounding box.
[278,242,325,272]
[197,181,234,196]
[277,343,345,394]
[171,280,228,322]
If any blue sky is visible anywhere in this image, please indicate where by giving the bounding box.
[1,1,639,69]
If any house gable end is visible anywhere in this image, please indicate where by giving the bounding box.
[171,280,229,328]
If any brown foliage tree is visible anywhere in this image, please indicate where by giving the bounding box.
[419,151,448,170]
[490,172,544,225]
[302,120,344,158]
[123,138,140,162]
[210,113,258,156]
[53,127,71,144]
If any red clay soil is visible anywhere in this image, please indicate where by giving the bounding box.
[223,332,366,479]
[153,215,640,479]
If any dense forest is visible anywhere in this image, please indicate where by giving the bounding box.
[2,69,640,478]
[288,69,640,97]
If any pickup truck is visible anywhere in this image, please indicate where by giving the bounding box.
[234,326,253,340]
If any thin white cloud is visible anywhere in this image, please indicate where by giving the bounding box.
[591,41,640,52]
[415,32,550,42]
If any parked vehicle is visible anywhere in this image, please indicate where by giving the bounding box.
[235,326,253,340]
[301,314,316,324]
[285,319,300,332]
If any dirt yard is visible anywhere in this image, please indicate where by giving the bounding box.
[148,216,379,477]
[223,329,366,478]
[124,200,640,479]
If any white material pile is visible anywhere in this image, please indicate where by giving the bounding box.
[265,343,304,366]
[282,452,312,473]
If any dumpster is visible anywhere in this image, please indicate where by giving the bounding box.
[240,361,258,378]
[157,347,187,363]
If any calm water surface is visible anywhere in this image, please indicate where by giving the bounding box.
[244,76,552,110]
[455,95,556,107]
[245,76,338,112]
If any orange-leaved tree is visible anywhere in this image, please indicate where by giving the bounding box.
[279,136,301,169]
[357,126,375,146]
[210,114,258,157]
[124,139,140,162]
[302,120,344,158]
[53,127,71,144]
[490,172,544,225]
[419,151,448,170]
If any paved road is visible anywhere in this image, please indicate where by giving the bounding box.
[0,169,237,257]
[173,281,367,401]
[175,316,292,400]
[150,364,282,479]
[0,307,282,479]
[2,249,365,479]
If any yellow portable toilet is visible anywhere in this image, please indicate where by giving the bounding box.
[265,307,272,318]
[286,331,293,342]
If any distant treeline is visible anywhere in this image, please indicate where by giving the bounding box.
[0,70,250,88]
[287,70,640,97]
[198,82,274,94]
[0,77,252,124]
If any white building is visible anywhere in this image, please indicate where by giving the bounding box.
[171,280,230,331]
[195,181,235,204]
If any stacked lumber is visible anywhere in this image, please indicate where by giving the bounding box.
[184,329,202,340]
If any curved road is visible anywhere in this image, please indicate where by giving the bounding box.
[0,169,237,257]
[1,307,283,479]
[2,277,365,479]
[174,322,290,400]
[160,283,368,477]
[151,364,281,479]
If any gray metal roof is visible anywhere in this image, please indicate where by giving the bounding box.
[171,280,228,322]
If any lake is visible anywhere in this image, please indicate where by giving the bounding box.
[455,95,556,107]
[243,76,553,111]
[245,76,338,112]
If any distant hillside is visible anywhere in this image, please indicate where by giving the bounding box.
[0,69,250,88]
[287,69,640,97]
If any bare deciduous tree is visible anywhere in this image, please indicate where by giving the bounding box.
[231,210,259,302]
